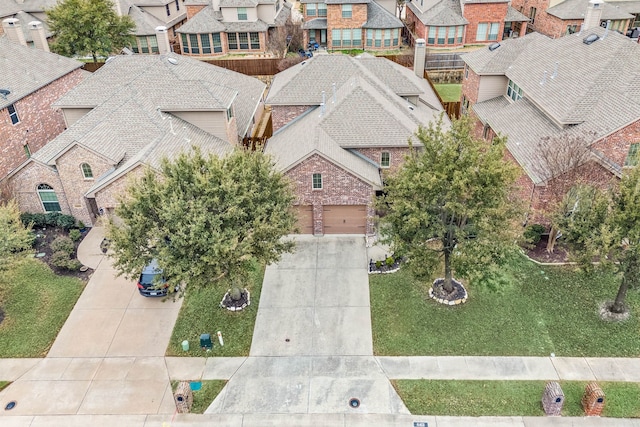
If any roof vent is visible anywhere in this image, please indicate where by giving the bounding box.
[301,61,306,65]
[488,42,501,51]
[167,57,178,65]
[0,89,10,100]
[583,34,599,44]
[408,105,414,110]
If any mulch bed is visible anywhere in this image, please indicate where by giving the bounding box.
[32,227,93,281]
[525,235,569,264]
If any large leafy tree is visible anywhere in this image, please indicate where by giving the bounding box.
[0,200,34,269]
[108,148,297,298]
[379,116,521,294]
[554,166,640,315]
[47,0,135,63]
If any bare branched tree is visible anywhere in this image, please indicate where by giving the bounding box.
[267,16,304,58]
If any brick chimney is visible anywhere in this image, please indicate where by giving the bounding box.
[414,38,426,79]
[155,26,171,54]
[2,18,27,47]
[583,0,604,31]
[28,21,49,52]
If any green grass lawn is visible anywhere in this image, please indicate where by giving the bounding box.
[171,380,227,414]
[0,258,85,357]
[166,260,264,357]
[394,380,640,417]
[370,255,640,356]
[433,84,462,102]
[0,381,9,391]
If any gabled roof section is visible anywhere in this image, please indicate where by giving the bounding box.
[461,32,547,74]
[220,0,258,6]
[11,11,53,41]
[547,0,634,20]
[0,0,57,17]
[127,4,167,35]
[363,1,403,28]
[505,6,530,21]
[224,19,270,31]
[302,18,328,29]
[176,4,226,33]
[0,37,83,110]
[406,0,467,26]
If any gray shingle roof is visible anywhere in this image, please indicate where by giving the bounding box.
[274,2,292,26]
[405,0,467,26]
[127,4,167,35]
[224,19,270,31]
[505,6,530,22]
[547,0,634,20]
[325,0,371,3]
[302,18,328,29]
[363,1,403,28]
[462,32,547,74]
[10,12,53,42]
[468,28,640,183]
[0,0,57,17]
[176,5,226,33]
[220,0,258,7]
[0,37,83,110]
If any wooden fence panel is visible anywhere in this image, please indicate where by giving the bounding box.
[203,58,281,75]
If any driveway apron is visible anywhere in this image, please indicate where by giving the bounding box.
[207,235,409,415]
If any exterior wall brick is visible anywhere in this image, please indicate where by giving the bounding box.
[10,161,72,216]
[55,145,116,226]
[0,68,85,181]
[186,5,206,19]
[287,153,375,234]
[354,147,410,175]
[271,105,313,131]
[405,8,427,40]
[510,0,584,38]
[463,2,508,44]
[461,65,481,106]
[327,3,367,48]
[592,119,640,168]
[94,165,147,217]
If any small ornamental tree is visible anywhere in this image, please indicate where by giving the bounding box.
[47,0,135,63]
[0,200,34,269]
[554,166,640,316]
[379,116,521,295]
[108,147,297,301]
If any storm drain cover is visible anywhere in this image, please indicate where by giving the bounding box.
[349,398,360,408]
[5,401,16,410]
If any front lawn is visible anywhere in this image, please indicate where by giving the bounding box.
[166,260,264,356]
[434,84,462,102]
[171,380,227,414]
[0,258,85,357]
[370,255,640,356]
[394,380,640,417]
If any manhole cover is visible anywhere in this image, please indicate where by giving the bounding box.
[285,338,290,342]
[5,401,16,410]
[349,398,360,408]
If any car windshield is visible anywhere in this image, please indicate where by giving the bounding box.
[140,273,162,286]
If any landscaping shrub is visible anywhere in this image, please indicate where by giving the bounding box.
[51,236,75,255]
[524,224,546,245]
[50,250,72,269]
[68,229,82,242]
[19,212,77,230]
[55,214,76,230]
[65,259,83,271]
[385,256,395,267]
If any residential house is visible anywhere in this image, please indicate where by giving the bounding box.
[460,26,640,218]
[5,53,266,226]
[264,43,447,235]
[177,0,291,56]
[114,0,188,53]
[405,0,530,48]
[300,0,404,50]
[510,0,638,38]
[0,36,85,184]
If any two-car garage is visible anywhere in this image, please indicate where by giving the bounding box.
[295,204,367,235]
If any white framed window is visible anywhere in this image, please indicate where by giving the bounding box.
[201,34,211,54]
[212,33,222,52]
[307,3,316,16]
[427,26,436,44]
[237,7,247,20]
[488,23,499,41]
[318,3,327,16]
[342,4,352,18]
[8,104,19,125]
[457,25,464,43]
[506,79,523,101]
[81,163,93,179]
[149,35,159,53]
[529,7,537,25]
[625,143,639,166]
[37,184,61,212]
[476,23,488,41]
[381,152,390,168]
[189,34,199,54]
[312,173,322,189]
[332,29,342,47]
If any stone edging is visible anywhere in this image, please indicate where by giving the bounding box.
[220,289,251,312]
[429,279,468,306]
[368,266,401,275]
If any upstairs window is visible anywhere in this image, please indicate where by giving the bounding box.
[529,7,537,25]
[166,3,171,16]
[318,3,327,16]
[237,7,247,20]
[625,143,639,166]
[37,184,61,212]
[476,22,499,41]
[81,163,93,179]
[342,4,352,18]
[307,3,316,16]
[312,173,322,189]
[175,0,180,11]
[7,104,19,125]
[506,79,523,101]
[381,152,390,168]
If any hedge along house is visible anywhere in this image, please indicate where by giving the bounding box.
[265,43,448,235]
[177,0,291,56]
[5,53,266,226]
[0,35,85,185]
[300,0,403,50]
[405,0,530,48]
[460,26,640,221]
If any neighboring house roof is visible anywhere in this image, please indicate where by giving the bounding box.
[127,4,167,36]
[0,0,57,17]
[406,0,467,26]
[10,11,53,42]
[224,19,270,31]
[0,36,83,110]
[608,0,640,15]
[325,0,371,4]
[363,1,404,28]
[125,0,175,6]
[220,0,259,7]
[504,6,530,22]
[464,28,640,184]
[302,18,328,29]
[177,5,227,33]
[273,2,292,26]
[547,0,634,20]
[462,32,546,74]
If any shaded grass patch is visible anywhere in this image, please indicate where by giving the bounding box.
[433,84,462,102]
[0,258,84,357]
[370,255,640,356]
[167,260,264,357]
[171,380,227,414]
[394,380,640,417]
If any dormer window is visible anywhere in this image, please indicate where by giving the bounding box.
[506,80,523,101]
[237,7,248,20]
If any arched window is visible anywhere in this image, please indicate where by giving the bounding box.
[37,184,61,212]
[81,163,93,179]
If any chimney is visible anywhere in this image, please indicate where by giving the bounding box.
[28,21,49,52]
[414,38,426,79]
[2,18,27,47]
[583,0,604,31]
[155,26,171,54]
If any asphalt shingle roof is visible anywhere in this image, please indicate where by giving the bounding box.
[10,11,53,42]
[466,28,640,184]
[0,0,57,17]
[220,0,259,7]
[547,0,634,20]
[0,37,83,110]
[406,0,467,26]
[302,18,328,29]
[176,5,227,33]
[505,6,530,22]
[224,19,270,31]
[127,4,167,35]
[363,1,403,28]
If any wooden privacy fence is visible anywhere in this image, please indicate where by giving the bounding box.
[203,58,281,75]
